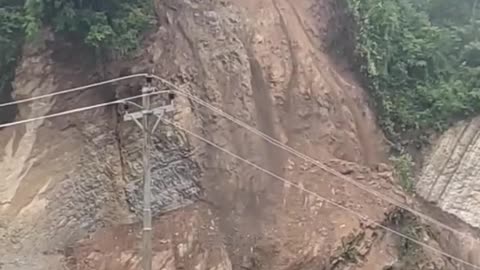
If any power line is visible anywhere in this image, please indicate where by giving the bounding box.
[121,77,176,270]
[0,73,475,241]
[0,73,149,108]
[0,90,169,129]
[150,75,475,241]
[161,117,480,270]
[0,73,477,267]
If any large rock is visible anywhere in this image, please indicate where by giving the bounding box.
[417,117,480,228]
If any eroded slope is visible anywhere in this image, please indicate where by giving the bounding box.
[0,0,451,269]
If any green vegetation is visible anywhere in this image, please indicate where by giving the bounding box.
[0,1,26,110]
[330,232,365,268]
[347,0,480,143]
[390,153,414,192]
[23,0,155,55]
[385,209,432,269]
[0,0,155,120]
[396,214,422,258]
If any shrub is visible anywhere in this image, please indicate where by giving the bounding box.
[24,0,155,55]
[0,0,155,120]
[390,153,414,192]
[346,0,480,144]
[0,2,26,122]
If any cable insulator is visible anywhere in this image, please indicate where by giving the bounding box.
[146,75,153,84]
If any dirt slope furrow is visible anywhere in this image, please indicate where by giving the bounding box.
[294,0,381,164]
[176,21,206,114]
[272,0,300,143]
[245,42,286,179]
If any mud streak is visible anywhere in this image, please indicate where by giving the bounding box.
[272,0,300,142]
[245,42,285,178]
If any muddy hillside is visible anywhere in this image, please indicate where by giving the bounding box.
[1,0,479,269]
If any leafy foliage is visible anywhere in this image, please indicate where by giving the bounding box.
[385,209,426,269]
[0,0,154,121]
[390,153,414,192]
[0,4,24,76]
[24,0,155,54]
[385,209,455,269]
[0,1,26,122]
[347,0,480,142]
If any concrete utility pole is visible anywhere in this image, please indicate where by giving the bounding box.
[122,75,175,270]
[141,78,153,270]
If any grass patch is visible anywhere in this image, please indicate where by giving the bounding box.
[390,153,415,193]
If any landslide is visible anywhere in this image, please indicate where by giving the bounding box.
[0,0,476,269]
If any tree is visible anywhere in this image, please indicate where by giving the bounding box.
[347,0,480,143]
[0,0,155,123]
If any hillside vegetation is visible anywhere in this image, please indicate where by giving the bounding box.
[347,0,480,143]
[0,0,154,122]
[0,1,25,115]
[1,0,479,145]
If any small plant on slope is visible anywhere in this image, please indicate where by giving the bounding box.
[390,153,415,193]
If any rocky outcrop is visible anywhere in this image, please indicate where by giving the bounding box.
[417,117,480,228]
